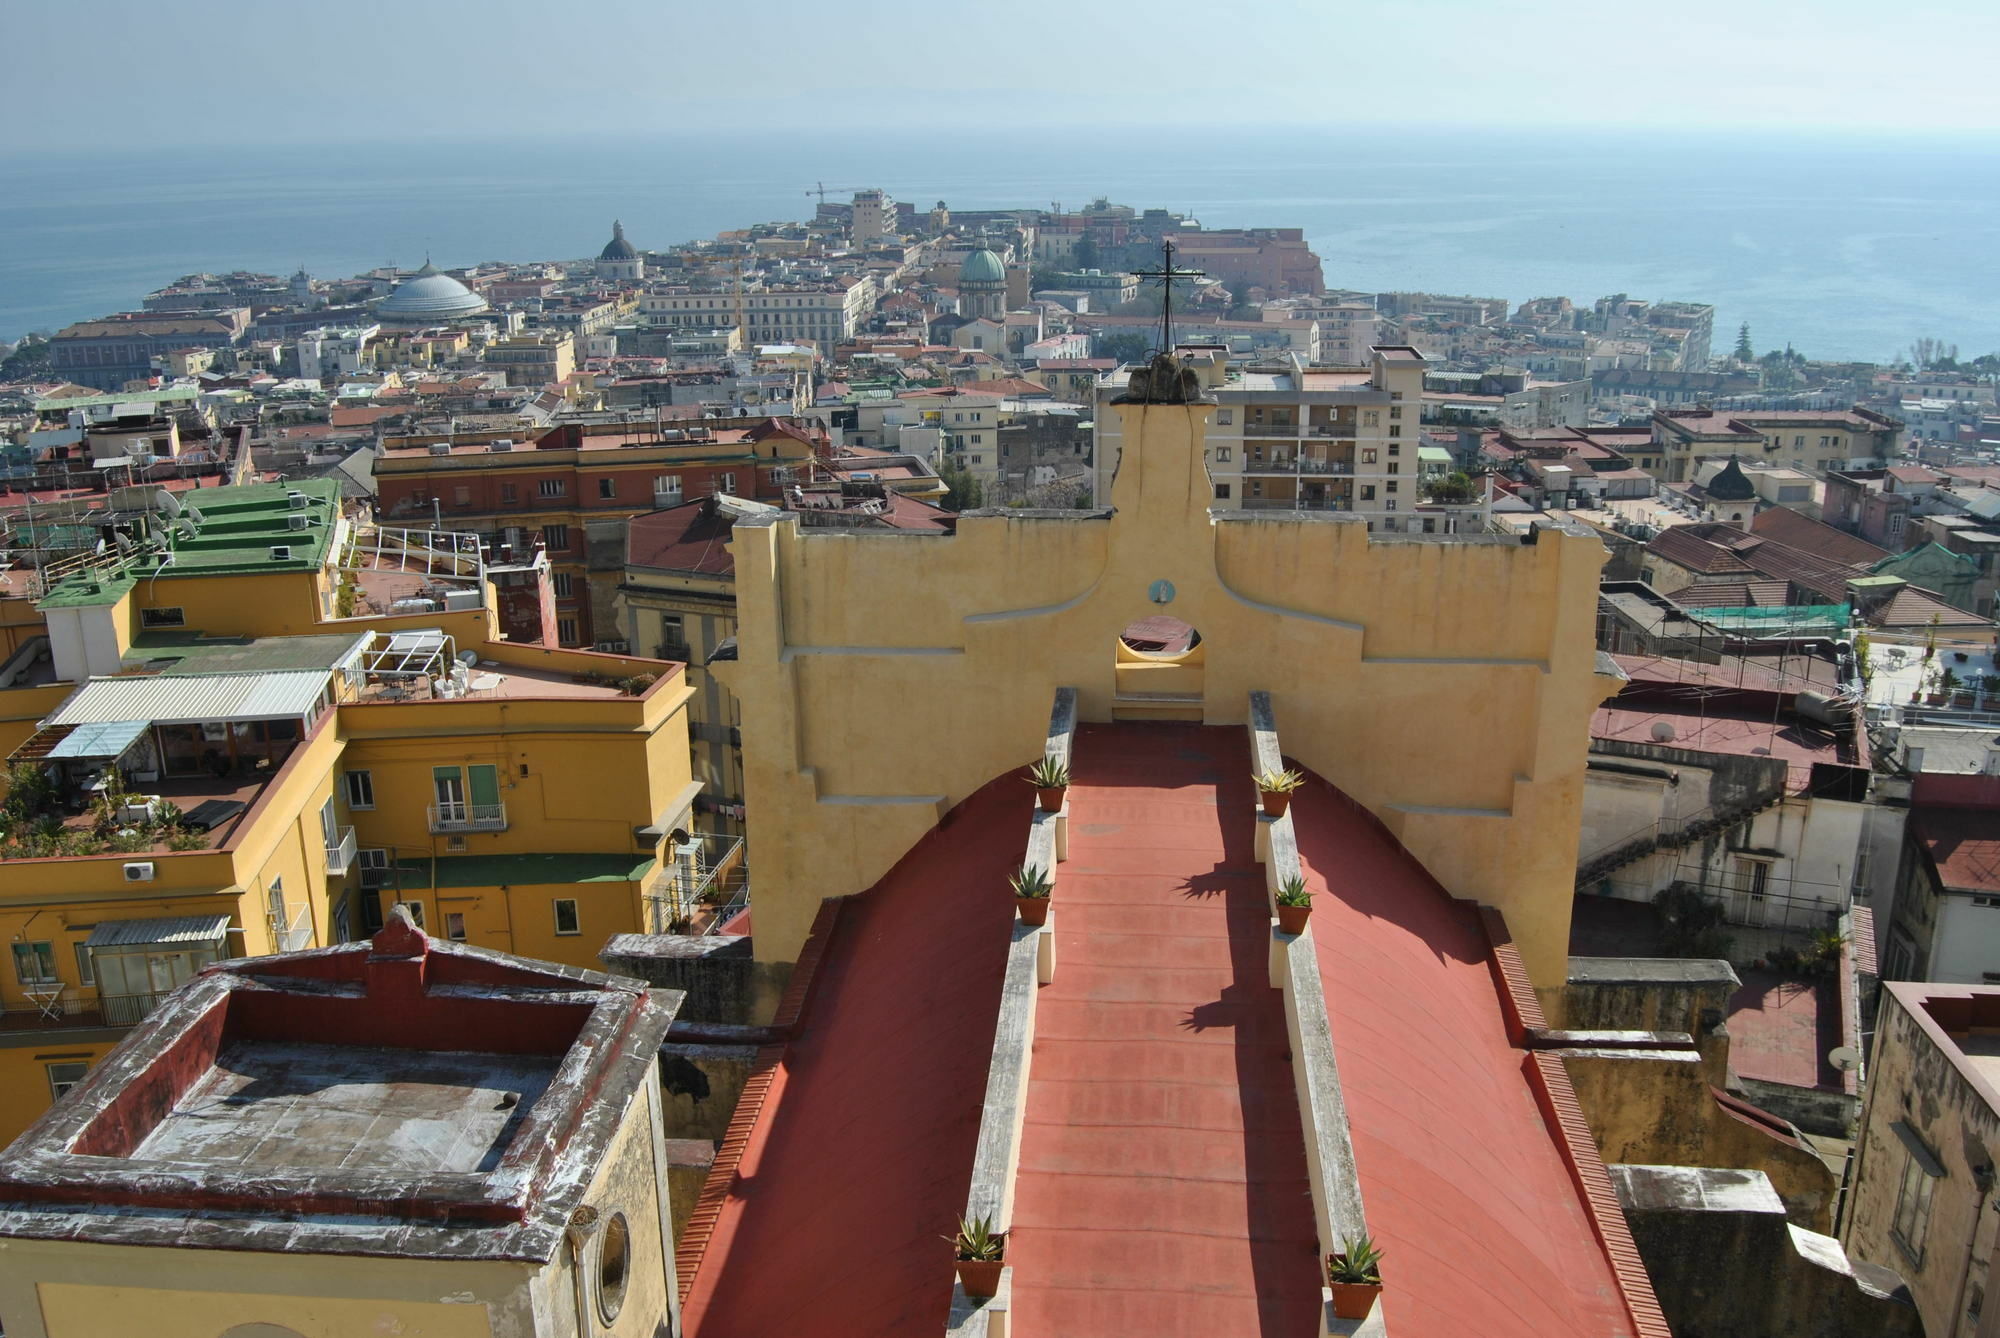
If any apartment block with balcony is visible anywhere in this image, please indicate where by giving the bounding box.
[0,480,698,1145]
[639,276,876,350]
[1647,407,1905,484]
[1093,344,1432,530]
[372,414,826,647]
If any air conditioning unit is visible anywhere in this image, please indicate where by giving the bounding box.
[286,513,309,530]
[286,490,308,509]
[269,545,293,560]
[123,862,155,882]
[595,639,630,654]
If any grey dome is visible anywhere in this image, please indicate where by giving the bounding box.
[1706,455,1756,502]
[959,246,1004,286]
[377,262,488,321]
[599,220,638,262]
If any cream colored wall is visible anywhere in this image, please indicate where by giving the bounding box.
[0,1237,537,1338]
[0,1061,678,1338]
[718,398,1618,987]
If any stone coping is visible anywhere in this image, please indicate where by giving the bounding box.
[1248,691,1373,1308]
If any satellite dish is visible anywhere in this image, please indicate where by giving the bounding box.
[1650,721,1677,742]
[1828,1046,1862,1072]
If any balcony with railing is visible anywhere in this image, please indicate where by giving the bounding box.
[429,801,508,834]
[325,825,357,875]
[1241,455,1353,476]
[645,833,749,935]
[0,991,177,1032]
[1242,420,1304,437]
[1240,497,1350,512]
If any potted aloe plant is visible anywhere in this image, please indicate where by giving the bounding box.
[1326,1231,1384,1320]
[1011,863,1053,926]
[1026,756,1070,813]
[1254,767,1304,818]
[947,1213,1005,1299]
[1275,875,1314,934]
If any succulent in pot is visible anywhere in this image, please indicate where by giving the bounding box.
[1325,1231,1384,1320]
[1026,756,1070,812]
[1253,767,1304,817]
[947,1213,1006,1299]
[1010,863,1053,926]
[1274,874,1314,934]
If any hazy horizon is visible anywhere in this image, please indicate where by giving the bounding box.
[6,0,1998,150]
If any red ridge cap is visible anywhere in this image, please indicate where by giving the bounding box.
[1524,1052,1674,1338]
[1479,906,1549,1043]
[674,897,843,1302]
[676,1042,785,1303]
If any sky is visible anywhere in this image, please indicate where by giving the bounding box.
[5,0,1998,149]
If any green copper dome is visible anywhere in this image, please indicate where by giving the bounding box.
[959,246,1004,285]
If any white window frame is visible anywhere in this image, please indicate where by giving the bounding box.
[554,898,581,936]
[538,478,566,498]
[342,770,375,810]
[46,1061,89,1101]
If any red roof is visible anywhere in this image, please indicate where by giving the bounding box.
[1912,808,2000,893]
[1294,777,1644,1338]
[678,775,1025,1336]
[626,498,738,576]
[679,727,1655,1336]
[1006,726,1320,1334]
[1749,507,1889,566]
[1646,527,1754,575]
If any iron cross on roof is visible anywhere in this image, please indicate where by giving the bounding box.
[1131,240,1205,357]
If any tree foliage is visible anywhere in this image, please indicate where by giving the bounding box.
[1733,323,1753,361]
[936,458,984,512]
[1908,336,1960,370]
[1095,332,1150,364]
[1423,471,1478,504]
[0,337,51,382]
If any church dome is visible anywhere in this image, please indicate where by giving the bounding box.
[1705,455,1756,502]
[959,246,1005,286]
[599,220,638,262]
[377,263,488,321]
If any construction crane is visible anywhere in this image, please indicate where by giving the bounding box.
[805,182,868,206]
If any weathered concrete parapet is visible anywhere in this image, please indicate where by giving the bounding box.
[1246,691,1372,1304]
[1612,1164,1920,1338]
[601,933,788,1026]
[1566,955,1738,1085]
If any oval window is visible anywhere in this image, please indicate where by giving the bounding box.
[597,1211,632,1324]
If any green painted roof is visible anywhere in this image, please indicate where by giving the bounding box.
[36,571,137,609]
[36,479,342,611]
[394,852,657,889]
[33,385,202,413]
[123,631,367,674]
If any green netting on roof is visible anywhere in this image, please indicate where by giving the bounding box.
[1692,603,1852,637]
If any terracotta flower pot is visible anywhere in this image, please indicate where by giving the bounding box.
[1260,790,1292,818]
[1276,903,1312,935]
[1329,1280,1381,1320]
[1016,895,1049,926]
[955,1257,1004,1299]
[1036,785,1066,813]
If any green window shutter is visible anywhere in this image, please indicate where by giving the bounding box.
[468,765,500,808]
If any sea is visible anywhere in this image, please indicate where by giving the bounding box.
[3,127,1998,365]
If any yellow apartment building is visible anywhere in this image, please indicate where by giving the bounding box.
[0,479,697,1144]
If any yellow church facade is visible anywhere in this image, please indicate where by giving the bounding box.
[715,347,1622,994]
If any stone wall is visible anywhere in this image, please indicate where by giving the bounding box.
[1615,1164,1919,1338]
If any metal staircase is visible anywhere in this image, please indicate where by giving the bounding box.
[1575,789,1787,890]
